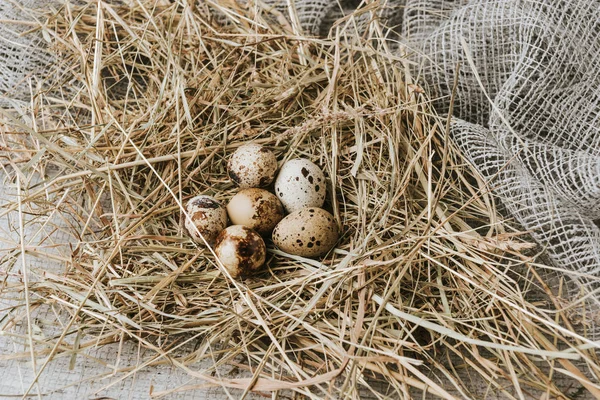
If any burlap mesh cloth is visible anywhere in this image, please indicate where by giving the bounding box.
[1,0,600,395]
[0,0,57,107]
[395,0,600,314]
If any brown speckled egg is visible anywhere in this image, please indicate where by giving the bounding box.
[228,143,278,188]
[272,207,338,258]
[274,159,326,213]
[185,195,228,245]
[226,188,284,235]
[214,225,267,278]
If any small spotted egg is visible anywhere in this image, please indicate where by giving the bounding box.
[226,188,284,235]
[272,207,339,258]
[185,195,228,245]
[228,143,278,188]
[214,225,267,278]
[274,159,326,213]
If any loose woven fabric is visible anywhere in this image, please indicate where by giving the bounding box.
[0,0,57,107]
[397,0,600,314]
[2,0,600,331]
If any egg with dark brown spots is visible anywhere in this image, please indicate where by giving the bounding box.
[226,188,284,235]
[272,208,338,258]
[214,225,267,278]
[185,195,228,245]
[228,143,278,188]
[274,159,326,213]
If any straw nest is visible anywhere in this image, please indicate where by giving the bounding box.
[1,1,599,399]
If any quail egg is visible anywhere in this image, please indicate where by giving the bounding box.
[185,195,228,245]
[272,207,338,258]
[274,158,326,213]
[214,225,267,278]
[228,143,278,188]
[227,188,284,235]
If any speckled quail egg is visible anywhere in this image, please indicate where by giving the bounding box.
[272,207,339,258]
[274,159,326,213]
[214,225,267,278]
[228,143,278,188]
[185,195,228,245]
[226,188,284,235]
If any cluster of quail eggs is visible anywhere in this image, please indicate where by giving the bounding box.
[184,143,339,279]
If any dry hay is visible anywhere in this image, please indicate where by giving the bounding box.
[1,1,599,398]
